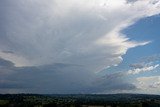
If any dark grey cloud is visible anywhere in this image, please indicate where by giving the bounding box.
[0,58,94,93]
[126,0,138,3]
[0,81,31,89]
[129,63,144,69]
[0,57,14,67]
[1,50,14,54]
[0,58,136,94]
[84,72,137,93]
[141,54,160,62]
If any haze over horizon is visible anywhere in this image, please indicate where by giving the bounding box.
[0,0,160,94]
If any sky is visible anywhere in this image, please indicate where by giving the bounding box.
[0,0,160,94]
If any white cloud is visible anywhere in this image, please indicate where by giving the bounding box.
[127,64,159,74]
[150,82,160,88]
[135,76,160,94]
[0,0,160,72]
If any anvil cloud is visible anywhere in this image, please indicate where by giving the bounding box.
[0,0,160,93]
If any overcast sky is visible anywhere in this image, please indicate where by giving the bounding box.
[0,0,160,94]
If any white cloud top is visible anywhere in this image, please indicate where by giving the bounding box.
[0,0,160,72]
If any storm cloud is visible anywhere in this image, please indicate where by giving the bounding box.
[0,0,160,93]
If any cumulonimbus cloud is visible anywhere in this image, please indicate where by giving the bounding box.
[0,0,160,94]
[0,0,160,72]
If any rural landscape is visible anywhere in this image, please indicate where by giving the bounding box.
[1,1,160,107]
[0,94,160,107]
